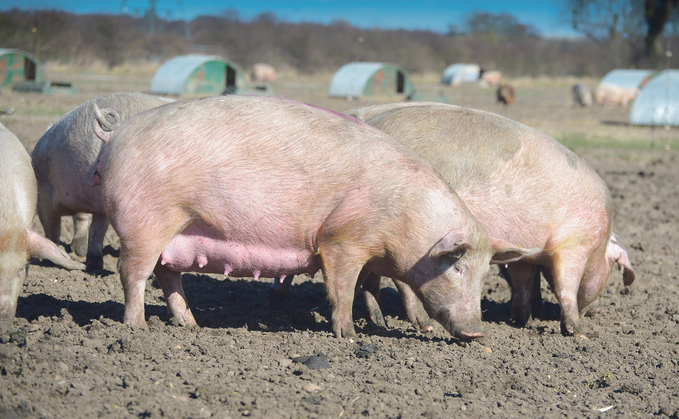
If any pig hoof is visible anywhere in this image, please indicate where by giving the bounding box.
[85,257,104,272]
[560,321,579,336]
[368,310,386,328]
[72,240,88,259]
[418,320,435,332]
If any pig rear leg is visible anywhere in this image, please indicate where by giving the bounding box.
[500,262,543,327]
[85,213,109,272]
[36,193,62,245]
[154,263,197,327]
[393,279,434,332]
[546,253,588,337]
[71,213,91,258]
[118,246,167,327]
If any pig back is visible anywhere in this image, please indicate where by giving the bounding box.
[99,96,452,247]
[348,103,611,248]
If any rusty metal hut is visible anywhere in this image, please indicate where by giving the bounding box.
[0,48,47,88]
[150,54,249,95]
[328,62,414,99]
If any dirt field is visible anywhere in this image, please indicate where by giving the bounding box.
[1,67,678,418]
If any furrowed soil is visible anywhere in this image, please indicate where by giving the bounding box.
[0,68,677,418]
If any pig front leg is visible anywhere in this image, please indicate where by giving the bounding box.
[360,271,386,328]
[71,213,92,258]
[319,246,367,338]
[85,212,109,272]
[392,279,434,332]
[154,264,197,327]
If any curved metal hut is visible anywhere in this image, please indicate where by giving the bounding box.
[629,70,679,127]
[0,48,47,88]
[328,62,413,99]
[150,54,248,95]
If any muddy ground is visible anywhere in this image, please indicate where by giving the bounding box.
[0,70,678,418]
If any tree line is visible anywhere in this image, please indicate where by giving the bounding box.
[0,8,676,78]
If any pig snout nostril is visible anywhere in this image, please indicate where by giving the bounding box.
[458,330,484,340]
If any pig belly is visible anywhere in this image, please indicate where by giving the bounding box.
[158,222,319,279]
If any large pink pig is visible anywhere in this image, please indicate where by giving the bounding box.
[347,102,635,337]
[93,95,538,339]
[0,123,85,331]
[31,92,175,271]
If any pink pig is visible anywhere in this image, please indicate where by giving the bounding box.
[93,95,537,340]
[0,123,85,331]
[346,102,635,337]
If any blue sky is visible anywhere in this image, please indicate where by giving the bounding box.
[1,0,580,38]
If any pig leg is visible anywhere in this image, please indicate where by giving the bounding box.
[154,263,197,327]
[547,253,588,337]
[320,246,367,338]
[117,239,173,327]
[393,279,434,332]
[85,212,109,272]
[585,297,602,316]
[500,262,543,327]
[71,212,91,258]
[266,275,294,307]
[36,191,62,245]
[360,271,386,328]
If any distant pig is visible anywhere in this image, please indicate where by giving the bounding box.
[497,83,515,105]
[594,84,638,106]
[572,83,593,107]
[347,102,635,337]
[93,95,537,340]
[31,92,175,271]
[0,123,85,330]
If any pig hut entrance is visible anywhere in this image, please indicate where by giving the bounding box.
[24,58,36,81]
[224,65,237,94]
[397,71,405,93]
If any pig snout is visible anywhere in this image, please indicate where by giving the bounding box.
[439,307,484,340]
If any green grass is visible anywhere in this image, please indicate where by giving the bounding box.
[556,132,676,152]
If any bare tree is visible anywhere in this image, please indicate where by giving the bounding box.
[562,0,645,42]
[464,11,539,43]
[644,0,679,61]
[563,0,679,64]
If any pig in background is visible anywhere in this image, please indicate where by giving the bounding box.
[92,95,538,340]
[346,102,635,337]
[572,83,593,107]
[250,63,277,83]
[594,84,639,106]
[497,83,515,105]
[31,92,175,272]
[0,123,85,331]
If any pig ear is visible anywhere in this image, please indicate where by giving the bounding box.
[606,233,636,287]
[430,230,470,261]
[489,237,542,264]
[27,231,86,271]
